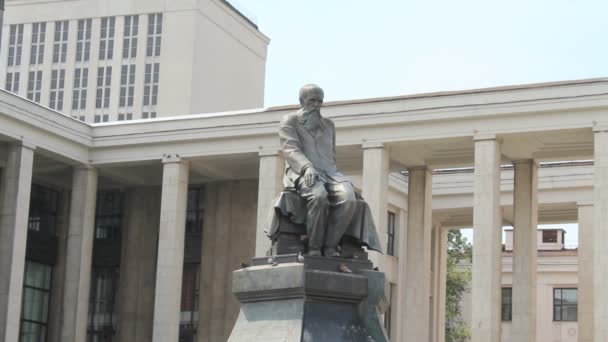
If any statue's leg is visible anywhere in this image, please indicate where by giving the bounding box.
[325,181,357,256]
[297,181,329,255]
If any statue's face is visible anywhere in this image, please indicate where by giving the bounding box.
[301,91,324,114]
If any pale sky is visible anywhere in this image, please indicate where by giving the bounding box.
[237,0,608,108]
[235,0,599,246]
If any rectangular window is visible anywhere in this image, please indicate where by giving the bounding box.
[7,24,25,66]
[30,22,46,65]
[119,64,136,108]
[180,264,200,328]
[387,211,396,256]
[142,111,157,119]
[553,288,577,322]
[72,68,89,110]
[117,113,132,121]
[99,17,116,60]
[123,15,139,59]
[95,191,123,240]
[146,13,162,57]
[76,19,92,62]
[49,69,66,111]
[95,66,112,109]
[28,184,60,236]
[94,114,109,123]
[542,230,558,243]
[27,70,43,103]
[88,267,119,341]
[143,63,160,114]
[501,287,512,321]
[52,20,69,64]
[20,261,52,342]
[5,72,20,93]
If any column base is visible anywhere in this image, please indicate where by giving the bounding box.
[228,256,388,342]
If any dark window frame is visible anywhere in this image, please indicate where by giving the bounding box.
[20,260,53,342]
[87,267,119,341]
[28,184,60,236]
[542,230,558,243]
[553,288,578,322]
[94,191,124,241]
[501,287,512,321]
[387,211,396,256]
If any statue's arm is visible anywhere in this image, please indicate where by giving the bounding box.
[279,115,312,174]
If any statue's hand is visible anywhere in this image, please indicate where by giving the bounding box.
[303,167,319,187]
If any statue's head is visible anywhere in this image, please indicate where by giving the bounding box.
[299,84,324,114]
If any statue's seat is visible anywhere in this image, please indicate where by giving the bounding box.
[266,190,383,257]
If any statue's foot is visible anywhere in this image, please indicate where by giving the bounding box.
[324,248,340,257]
[307,249,322,256]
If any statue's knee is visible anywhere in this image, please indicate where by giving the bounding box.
[308,187,329,207]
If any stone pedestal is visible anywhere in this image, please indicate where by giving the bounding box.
[228,255,388,342]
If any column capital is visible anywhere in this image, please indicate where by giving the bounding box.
[258,148,281,157]
[361,140,386,149]
[473,132,501,142]
[593,122,608,133]
[162,153,186,164]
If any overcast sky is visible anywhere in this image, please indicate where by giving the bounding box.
[235,0,600,245]
[237,0,608,108]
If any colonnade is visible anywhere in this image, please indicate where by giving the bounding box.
[0,128,604,342]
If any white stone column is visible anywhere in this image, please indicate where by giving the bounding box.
[152,155,189,342]
[578,202,593,342]
[471,135,503,342]
[511,160,538,342]
[431,226,448,342]
[60,166,98,342]
[255,150,284,256]
[361,143,389,268]
[0,142,34,342]
[399,167,433,341]
[593,126,608,342]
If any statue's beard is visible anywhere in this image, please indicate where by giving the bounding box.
[303,108,320,117]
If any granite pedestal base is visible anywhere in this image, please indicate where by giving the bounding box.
[228,255,388,342]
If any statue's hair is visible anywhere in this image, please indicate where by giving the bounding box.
[299,84,324,104]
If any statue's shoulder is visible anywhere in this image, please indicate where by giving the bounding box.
[280,112,299,126]
[322,116,335,128]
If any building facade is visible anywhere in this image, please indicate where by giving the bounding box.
[0,78,607,342]
[0,0,268,123]
[462,229,579,342]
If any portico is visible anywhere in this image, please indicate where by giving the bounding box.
[0,78,607,341]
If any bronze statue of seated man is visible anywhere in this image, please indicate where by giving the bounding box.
[265,84,382,258]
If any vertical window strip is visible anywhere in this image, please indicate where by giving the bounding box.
[146,13,162,57]
[95,66,112,110]
[19,261,52,342]
[5,72,20,93]
[387,211,396,256]
[76,19,92,62]
[7,24,24,66]
[52,20,69,64]
[119,64,136,109]
[27,70,43,103]
[122,15,139,59]
[29,22,46,65]
[72,67,88,111]
[99,17,116,60]
[49,69,65,111]
[142,63,159,118]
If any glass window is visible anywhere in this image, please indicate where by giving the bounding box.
[20,261,52,342]
[142,63,160,115]
[387,211,396,256]
[186,188,205,235]
[123,15,139,59]
[76,19,92,62]
[542,230,558,243]
[49,69,66,111]
[28,184,60,236]
[27,70,43,103]
[72,67,89,111]
[52,21,69,64]
[119,64,136,108]
[88,267,119,342]
[5,72,20,93]
[180,264,200,328]
[95,191,123,240]
[29,22,46,65]
[7,24,25,66]
[554,288,577,322]
[501,287,512,321]
[146,13,162,57]
[99,17,116,60]
[95,66,112,109]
